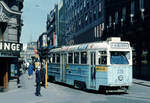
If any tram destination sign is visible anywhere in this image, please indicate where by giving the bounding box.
[110,42,129,49]
[0,42,22,52]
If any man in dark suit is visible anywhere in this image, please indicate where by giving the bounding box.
[35,66,42,96]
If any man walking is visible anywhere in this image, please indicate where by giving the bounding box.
[35,66,42,96]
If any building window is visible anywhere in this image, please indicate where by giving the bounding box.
[94,26,97,38]
[122,7,126,21]
[87,2,89,9]
[98,3,102,18]
[79,19,81,26]
[139,0,144,9]
[80,3,83,11]
[93,10,96,20]
[99,3,102,12]
[84,0,86,8]
[115,12,118,24]
[131,0,135,15]
[91,0,94,6]
[109,16,112,27]
[97,25,100,38]
[89,10,92,23]
[139,0,144,20]
[85,13,88,24]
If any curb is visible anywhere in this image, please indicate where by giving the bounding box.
[133,82,150,87]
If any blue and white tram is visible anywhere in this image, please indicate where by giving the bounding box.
[47,37,132,92]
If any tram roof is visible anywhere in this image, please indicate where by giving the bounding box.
[50,42,108,52]
[50,37,130,52]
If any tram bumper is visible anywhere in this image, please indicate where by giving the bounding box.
[99,85,129,93]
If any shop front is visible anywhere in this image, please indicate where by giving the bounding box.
[0,1,23,91]
[0,42,22,91]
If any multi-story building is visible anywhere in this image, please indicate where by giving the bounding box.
[63,0,149,43]
[47,8,56,48]
[64,0,105,44]
[47,0,150,46]
[57,0,66,46]
[37,32,48,61]
[47,0,66,47]
[0,0,24,90]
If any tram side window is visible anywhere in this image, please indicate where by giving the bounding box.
[101,56,107,64]
[49,54,52,63]
[52,54,55,63]
[98,51,107,65]
[81,52,87,64]
[74,52,79,64]
[56,54,60,63]
[68,53,73,64]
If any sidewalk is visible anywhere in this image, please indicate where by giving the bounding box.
[133,78,150,87]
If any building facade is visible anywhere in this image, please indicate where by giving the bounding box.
[64,0,105,44]
[57,0,66,46]
[0,0,23,90]
[46,0,66,48]
[47,8,56,49]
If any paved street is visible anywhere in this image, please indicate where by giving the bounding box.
[0,72,150,103]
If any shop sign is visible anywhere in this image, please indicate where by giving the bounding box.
[0,42,22,52]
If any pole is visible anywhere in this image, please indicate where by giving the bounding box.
[45,59,47,88]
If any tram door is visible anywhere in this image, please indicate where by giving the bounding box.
[90,52,96,88]
[60,53,67,82]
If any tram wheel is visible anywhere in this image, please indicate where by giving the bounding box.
[74,81,78,88]
[74,81,86,90]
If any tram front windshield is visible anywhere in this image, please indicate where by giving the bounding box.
[110,51,129,64]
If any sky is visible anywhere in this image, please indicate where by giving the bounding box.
[21,0,59,44]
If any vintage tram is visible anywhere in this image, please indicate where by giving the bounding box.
[47,37,132,93]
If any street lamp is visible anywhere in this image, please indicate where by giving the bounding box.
[141,8,145,20]
[130,14,134,24]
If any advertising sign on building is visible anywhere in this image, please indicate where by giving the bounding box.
[0,42,22,57]
[42,34,48,47]
[0,42,22,52]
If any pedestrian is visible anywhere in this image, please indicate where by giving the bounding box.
[26,62,29,71]
[40,68,45,87]
[15,64,20,85]
[27,63,34,79]
[18,64,24,88]
[35,66,42,96]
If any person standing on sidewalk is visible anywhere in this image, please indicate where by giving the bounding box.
[35,66,42,96]
[28,63,34,79]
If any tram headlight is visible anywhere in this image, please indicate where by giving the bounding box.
[118,75,123,81]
